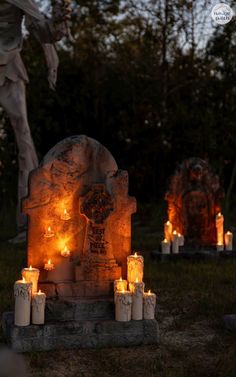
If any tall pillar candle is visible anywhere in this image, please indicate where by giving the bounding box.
[129,281,145,320]
[143,290,157,319]
[216,244,224,251]
[22,266,40,294]
[161,239,170,254]
[115,291,132,322]
[216,212,224,246]
[164,221,173,242]
[127,253,144,283]
[114,278,128,292]
[225,231,233,251]
[14,278,32,326]
[172,231,179,254]
[178,233,184,247]
[32,290,46,325]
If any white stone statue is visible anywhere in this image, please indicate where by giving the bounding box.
[0,0,71,241]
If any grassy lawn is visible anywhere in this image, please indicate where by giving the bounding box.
[0,206,236,377]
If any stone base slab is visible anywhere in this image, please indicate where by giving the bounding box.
[151,250,236,261]
[2,312,160,352]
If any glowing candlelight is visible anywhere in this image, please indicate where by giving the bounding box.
[114,277,128,292]
[22,266,40,294]
[143,290,156,319]
[44,259,54,271]
[129,280,145,320]
[61,208,71,221]
[164,220,173,241]
[32,289,46,325]
[172,230,179,254]
[216,243,224,251]
[44,226,54,238]
[115,290,132,321]
[14,277,32,326]
[61,245,71,257]
[127,253,144,283]
[178,233,184,246]
[225,231,233,251]
[161,238,170,254]
[216,212,224,246]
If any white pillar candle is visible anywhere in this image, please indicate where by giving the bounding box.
[129,281,145,320]
[161,239,170,254]
[216,212,224,246]
[127,253,144,283]
[216,244,224,251]
[178,233,184,247]
[172,231,179,254]
[14,278,32,326]
[115,290,132,322]
[164,221,173,242]
[21,266,40,294]
[225,231,233,251]
[114,278,128,292]
[143,290,157,319]
[32,290,46,325]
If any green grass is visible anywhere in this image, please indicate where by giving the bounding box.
[1,206,236,377]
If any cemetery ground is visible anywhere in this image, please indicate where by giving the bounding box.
[1,205,236,377]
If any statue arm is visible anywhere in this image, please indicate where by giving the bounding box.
[25,15,67,44]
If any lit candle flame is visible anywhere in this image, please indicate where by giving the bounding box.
[61,207,71,220]
[119,277,122,281]
[148,289,151,295]
[227,231,232,235]
[48,226,51,232]
[134,252,138,257]
[61,245,71,257]
[122,288,125,293]
[163,238,168,243]
[135,277,138,283]
[173,230,177,235]
[29,265,32,270]
[48,259,51,264]
[22,277,26,283]
[217,212,222,217]
[38,290,41,294]
[167,221,170,225]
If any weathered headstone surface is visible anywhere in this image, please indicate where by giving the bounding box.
[165,158,224,248]
[23,135,136,298]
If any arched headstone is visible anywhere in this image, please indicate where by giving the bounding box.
[165,158,224,248]
[23,135,136,297]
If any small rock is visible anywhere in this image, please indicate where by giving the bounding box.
[223,314,236,331]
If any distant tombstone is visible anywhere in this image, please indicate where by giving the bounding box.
[23,135,136,298]
[165,158,224,248]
